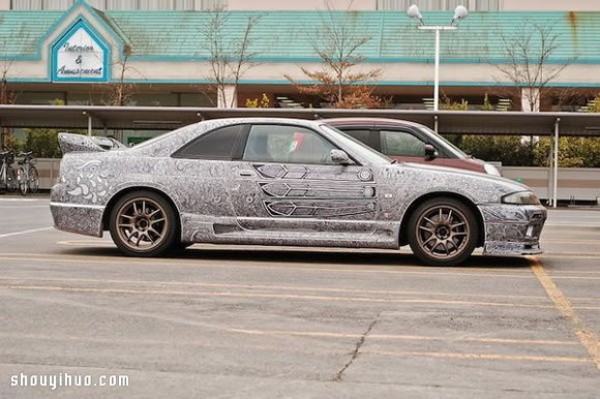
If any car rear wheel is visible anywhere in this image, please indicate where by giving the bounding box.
[109,191,177,257]
[407,197,478,266]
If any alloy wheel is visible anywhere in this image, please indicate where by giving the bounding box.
[115,197,169,252]
[415,205,470,260]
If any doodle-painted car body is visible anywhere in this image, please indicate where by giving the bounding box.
[50,118,546,266]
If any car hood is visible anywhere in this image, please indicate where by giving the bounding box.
[397,161,531,195]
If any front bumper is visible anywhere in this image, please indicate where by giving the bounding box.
[479,204,547,255]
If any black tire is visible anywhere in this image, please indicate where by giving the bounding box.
[17,167,28,196]
[171,241,193,253]
[407,197,478,266]
[6,168,17,193]
[29,166,39,193]
[109,191,177,257]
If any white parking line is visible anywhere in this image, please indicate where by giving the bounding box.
[0,198,47,202]
[0,206,49,209]
[545,223,600,228]
[0,227,53,239]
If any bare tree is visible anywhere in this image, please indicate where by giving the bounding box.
[201,7,261,108]
[491,20,574,112]
[0,60,14,105]
[0,27,16,148]
[285,1,382,108]
[103,27,168,107]
[106,44,135,106]
[100,43,148,143]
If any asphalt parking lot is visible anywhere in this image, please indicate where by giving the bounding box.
[0,197,599,398]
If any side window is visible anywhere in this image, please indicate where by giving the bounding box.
[243,125,338,164]
[382,130,425,157]
[173,125,243,159]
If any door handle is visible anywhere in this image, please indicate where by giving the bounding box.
[239,170,256,177]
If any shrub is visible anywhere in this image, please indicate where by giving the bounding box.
[23,128,63,158]
[459,135,536,166]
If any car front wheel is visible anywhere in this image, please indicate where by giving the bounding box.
[407,197,478,266]
[109,191,177,257]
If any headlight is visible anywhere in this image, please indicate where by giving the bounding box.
[484,163,501,176]
[502,191,541,205]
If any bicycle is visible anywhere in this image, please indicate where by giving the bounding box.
[16,151,39,196]
[0,150,17,193]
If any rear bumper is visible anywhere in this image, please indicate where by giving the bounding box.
[50,183,105,237]
[479,204,546,256]
[50,202,104,237]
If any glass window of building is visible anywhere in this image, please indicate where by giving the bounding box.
[377,0,500,11]
[43,0,73,10]
[179,93,215,107]
[472,0,500,11]
[12,0,43,9]
[128,93,179,107]
[17,92,66,105]
[87,0,106,9]
[67,93,105,105]
[200,0,225,10]
[105,0,137,10]
[12,0,73,9]
[175,0,196,10]
[12,0,196,10]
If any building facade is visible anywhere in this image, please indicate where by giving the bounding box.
[5,0,600,11]
[1,0,600,141]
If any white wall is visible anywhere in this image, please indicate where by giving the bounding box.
[502,0,600,11]
[226,0,376,10]
[227,0,600,12]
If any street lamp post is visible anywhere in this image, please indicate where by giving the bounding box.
[407,5,468,112]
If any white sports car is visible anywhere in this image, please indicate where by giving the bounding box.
[51,118,546,266]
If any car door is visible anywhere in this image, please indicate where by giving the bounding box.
[228,123,383,247]
[170,123,245,243]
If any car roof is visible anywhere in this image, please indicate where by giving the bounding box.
[323,117,430,130]
[203,117,323,128]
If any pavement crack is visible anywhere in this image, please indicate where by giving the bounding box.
[333,314,380,382]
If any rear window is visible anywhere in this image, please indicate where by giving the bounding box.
[172,125,243,160]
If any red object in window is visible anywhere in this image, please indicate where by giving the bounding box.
[292,132,306,151]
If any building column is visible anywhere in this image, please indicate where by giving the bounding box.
[218,85,238,108]
[521,88,540,112]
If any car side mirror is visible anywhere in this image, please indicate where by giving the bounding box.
[424,144,438,160]
[330,149,351,165]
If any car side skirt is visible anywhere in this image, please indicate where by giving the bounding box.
[180,213,399,249]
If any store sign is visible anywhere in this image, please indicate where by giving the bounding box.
[52,20,109,82]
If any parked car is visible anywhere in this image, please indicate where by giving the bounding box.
[51,118,545,266]
[325,117,501,176]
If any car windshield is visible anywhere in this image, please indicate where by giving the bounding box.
[419,126,469,159]
[320,124,393,165]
